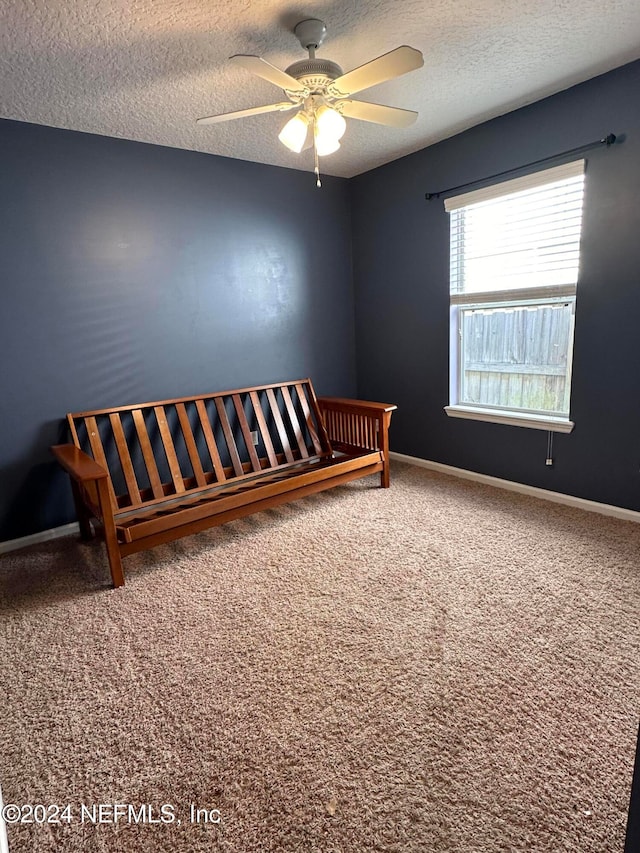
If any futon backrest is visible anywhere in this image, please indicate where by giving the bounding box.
[67,379,332,512]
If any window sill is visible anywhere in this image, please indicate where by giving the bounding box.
[444,405,574,433]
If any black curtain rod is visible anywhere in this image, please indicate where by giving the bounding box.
[424,133,618,201]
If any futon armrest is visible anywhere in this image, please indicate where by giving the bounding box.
[317,397,396,488]
[317,397,397,416]
[51,444,109,482]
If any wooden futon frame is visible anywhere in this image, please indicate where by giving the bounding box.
[51,379,396,587]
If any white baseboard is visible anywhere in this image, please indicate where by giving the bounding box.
[0,522,80,556]
[390,451,640,524]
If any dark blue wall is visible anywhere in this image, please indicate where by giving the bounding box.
[2,59,640,541]
[351,59,640,511]
[0,120,355,539]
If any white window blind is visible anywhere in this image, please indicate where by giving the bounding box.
[445,159,586,430]
[447,159,586,299]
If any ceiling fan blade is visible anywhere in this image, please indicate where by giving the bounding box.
[327,46,423,98]
[231,55,309,96]
[197,102,297,125]
[338,100,418,128]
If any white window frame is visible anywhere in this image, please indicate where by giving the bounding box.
[444,160,586,433]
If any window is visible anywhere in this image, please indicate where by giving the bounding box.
[445,160,586,433]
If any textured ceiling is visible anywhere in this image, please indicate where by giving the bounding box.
[1,0,640,178]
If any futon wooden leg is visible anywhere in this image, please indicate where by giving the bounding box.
[380,412,391,488]
[381,465,390,489]
[105,540,125,588]
[71,481,94,540]
[102,520,125,588]
[96,479,125,587]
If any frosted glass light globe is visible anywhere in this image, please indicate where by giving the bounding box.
[315,106,346,141]
[278,113,309,153]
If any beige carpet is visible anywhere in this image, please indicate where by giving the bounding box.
[0,461,638,852]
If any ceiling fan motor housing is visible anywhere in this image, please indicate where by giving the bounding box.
[285,58,343,94]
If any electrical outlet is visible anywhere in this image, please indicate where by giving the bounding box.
[250,430,259,446]
[545,458,554,466]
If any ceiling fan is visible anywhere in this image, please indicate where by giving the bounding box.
[197,19,424,186]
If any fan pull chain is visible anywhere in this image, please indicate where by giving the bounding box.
[313,122,322,187]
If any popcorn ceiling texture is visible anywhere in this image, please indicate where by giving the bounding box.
[1,0,639,177]
[0,462,638,852]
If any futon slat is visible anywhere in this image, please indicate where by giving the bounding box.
[67,415,81,448]
[281,385,309,459]
[115,454,329,524]
[84,417,118,510]
[132,409,165,500]
[153,406,186,494]
[232,394,261,473]
[176,403,207,487]
[195,400,227,483]
[249,391,278,467]
[363,416,371,449]
[214,398,244,477]
[119,450,382,538]
[113,450,355,523]
[109,413,142,506]
[265,388,295,463]
[295,382,326,456]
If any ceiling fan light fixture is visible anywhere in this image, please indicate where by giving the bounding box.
[314,105,345,157]
[314,132,341,157]
[278,112,309,153]
[315,105,346,141]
